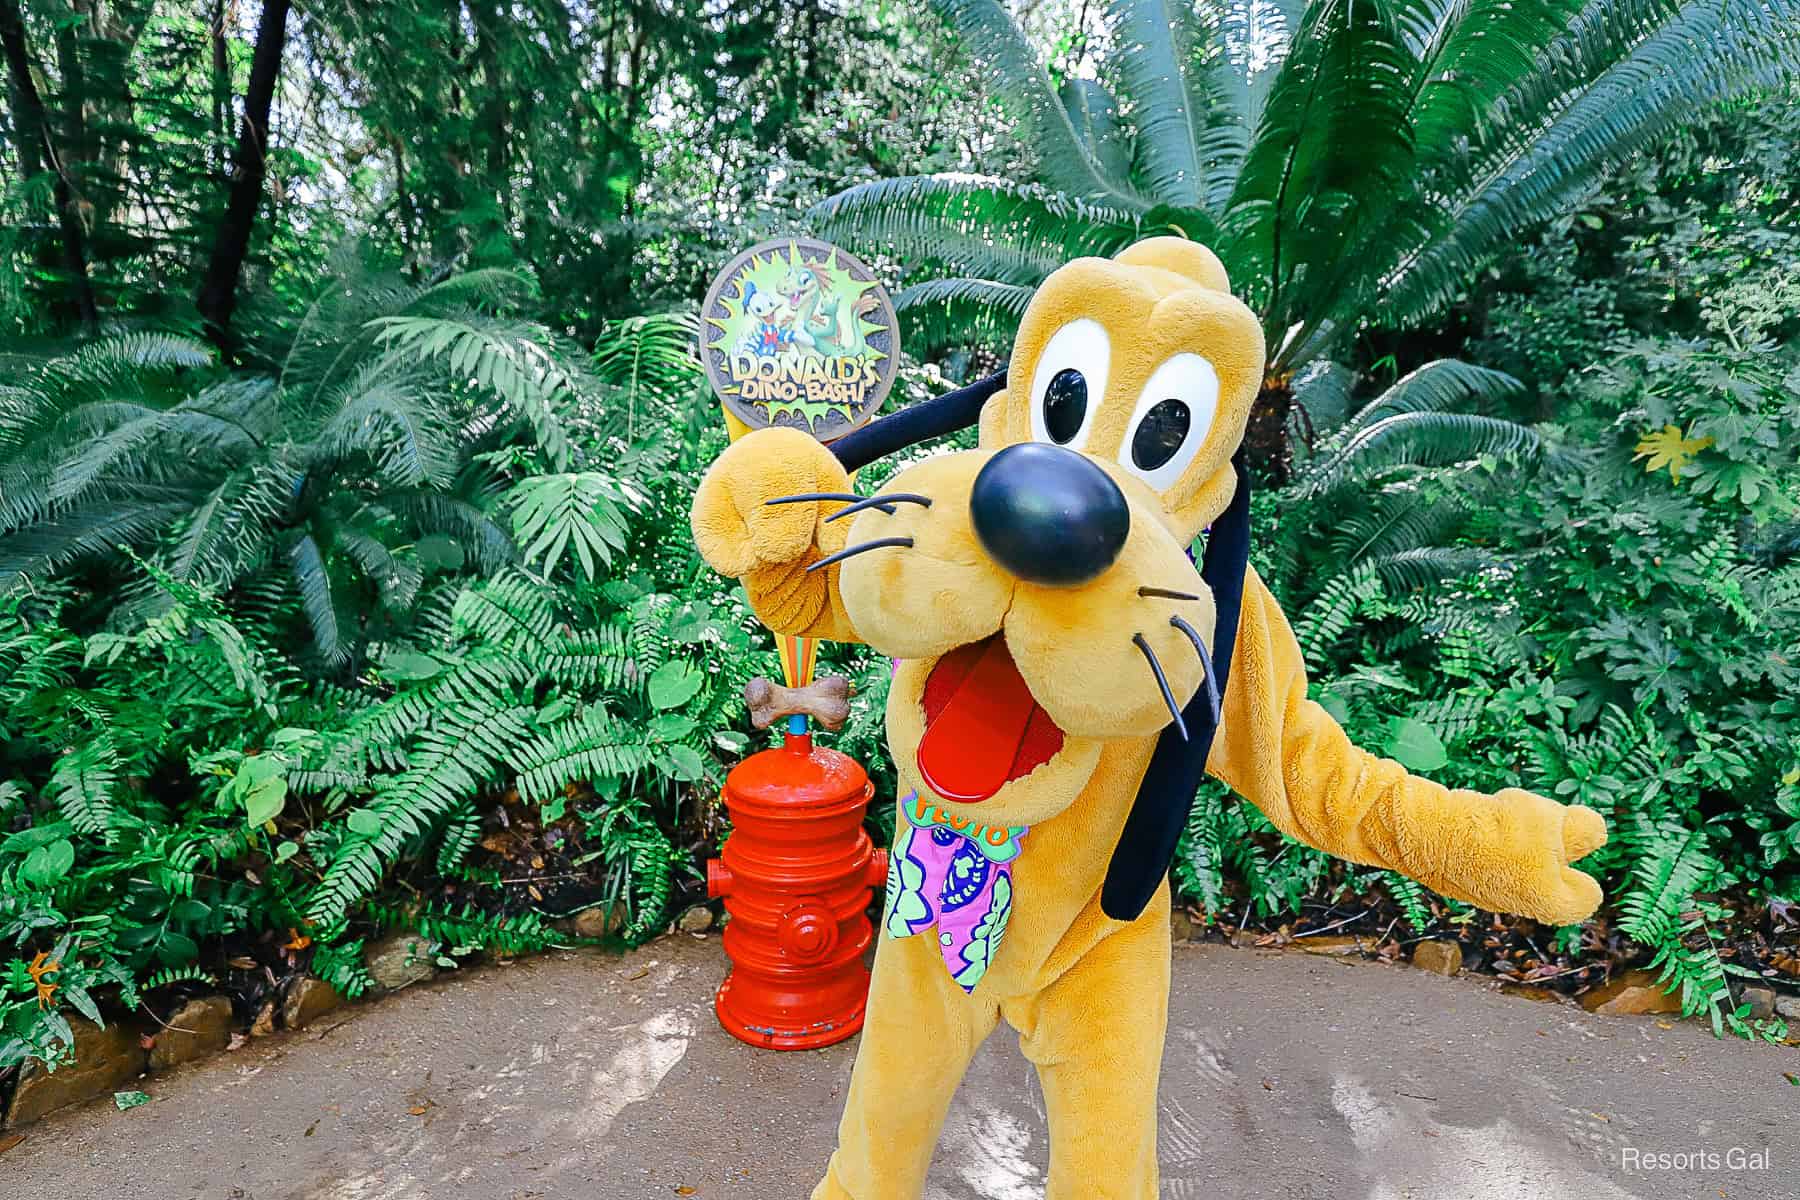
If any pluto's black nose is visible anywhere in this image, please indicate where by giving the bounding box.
[969,442,1129,586]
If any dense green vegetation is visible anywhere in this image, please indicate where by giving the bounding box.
[2,0,1797,1075]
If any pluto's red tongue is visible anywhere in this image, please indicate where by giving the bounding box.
[916,635,1063,803]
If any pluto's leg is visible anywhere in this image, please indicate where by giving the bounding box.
[813,931,1000,1200]
[1006,891,1171,1200]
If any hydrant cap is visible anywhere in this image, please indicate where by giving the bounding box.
[725,738,868,810]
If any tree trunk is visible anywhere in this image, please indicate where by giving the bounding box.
[1242,378,1295,488]
[0,0,99,331]
[196,0,291,353]
[474,0,509,223]
[209,0,230,175]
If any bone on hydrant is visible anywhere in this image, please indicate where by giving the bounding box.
[744,674,851,732]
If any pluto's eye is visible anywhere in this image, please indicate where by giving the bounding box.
[1131,399,1190,470]
[1042,368,1086,444]
[1118,353,1218,491]
[1028,318,1108,449]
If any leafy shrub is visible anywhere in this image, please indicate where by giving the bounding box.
[0,297,761,1072]
[1183,254,1799,1039]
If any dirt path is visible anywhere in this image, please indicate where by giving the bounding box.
[9,937,1794,1199]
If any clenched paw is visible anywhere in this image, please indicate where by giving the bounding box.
[691,427,852,578]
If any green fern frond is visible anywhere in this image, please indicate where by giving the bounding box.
[506,473,635,581]
[140,965,217,991]
[1295,562,1384,666]
[308,699,534,924]
[372,315,582,468]
[512,707,657,803]
[436,801,484,874]
[541,626,634,690]
[48,734,122,840]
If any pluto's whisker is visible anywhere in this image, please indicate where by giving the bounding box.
[1132,632,1189,742]
[807,537,915,573]
[1169,616,1221,727]
[1139,586,1203,602]
[766,491,893,515]
[824,493,932,522]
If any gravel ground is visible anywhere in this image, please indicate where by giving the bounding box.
[8,935,1795,1199]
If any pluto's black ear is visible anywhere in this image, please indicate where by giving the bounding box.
[1100,452,1252,922]
[830,371,1006,471]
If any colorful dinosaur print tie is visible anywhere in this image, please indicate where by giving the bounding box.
[881,790,1026,992]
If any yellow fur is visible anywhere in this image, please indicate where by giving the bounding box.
[689,236,1607,1198]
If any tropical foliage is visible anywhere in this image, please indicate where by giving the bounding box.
[0,0,1796,1085]
[814,0,1800,474]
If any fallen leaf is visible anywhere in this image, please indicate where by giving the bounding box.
[1656,1021,1675,1030]
[114,1091,151,1112]
[675,1189,698,1196]
[305,1119,320,1136]
[409,1105,429,1116]
[0,1133,25,1155]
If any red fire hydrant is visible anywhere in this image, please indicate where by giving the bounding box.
[707,677,887,1050]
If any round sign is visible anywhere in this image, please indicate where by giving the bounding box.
[699,238,900,443]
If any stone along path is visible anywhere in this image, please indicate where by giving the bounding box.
[7,936,1795,1200]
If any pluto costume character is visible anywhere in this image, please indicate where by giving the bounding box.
[691,239,1608,1199]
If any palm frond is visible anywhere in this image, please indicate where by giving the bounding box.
[506,472,634,582]
[1344,359,1525,432]
[928,0,1146,207]
[383,492,516,573]
[1383,0,1800,325]
[1402,0,1591,165]
[306,364,460,490]
[1107,0,1208,207]
[402,267,538,316]
[1060,79,1132,182]
[590,311,702,415]
[0,500,190,585]
[1367,545,1497,591]
[1304,411,1541,492]
[1185,0,1300,210]
[894,278,1036,357]
[810,175,1143,284]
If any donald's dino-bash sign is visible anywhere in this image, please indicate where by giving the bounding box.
[700,237,899,443]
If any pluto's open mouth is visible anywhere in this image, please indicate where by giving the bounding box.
[915,634,1065,804]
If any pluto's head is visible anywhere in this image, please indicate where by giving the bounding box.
[831,238,1265,839]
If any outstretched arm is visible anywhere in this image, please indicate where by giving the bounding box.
[690,426,862,643]
[1205,567,1606,926]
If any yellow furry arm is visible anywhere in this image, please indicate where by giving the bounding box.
[1206,567,1607,926]
[689,426,861,642]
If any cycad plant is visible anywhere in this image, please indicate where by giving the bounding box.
[0,263,615,666]
[813,0,1800,477]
